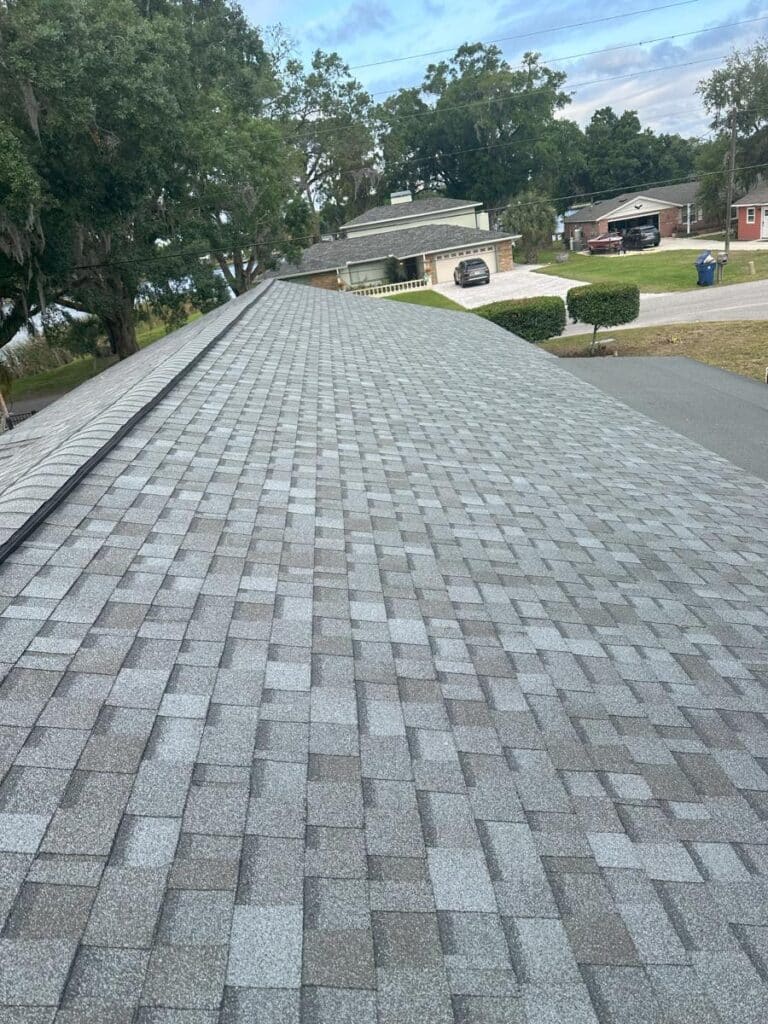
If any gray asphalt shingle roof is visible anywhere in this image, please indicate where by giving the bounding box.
[565,181,700,223]
[276,223,513,278]
[734,184,768,206]
[1,280,768,1022]
[341,195,478,229]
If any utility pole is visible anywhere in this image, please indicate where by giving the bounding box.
[724,107,737,258]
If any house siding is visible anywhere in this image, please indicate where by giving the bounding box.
[737,206,763,241]
[345,208,481,237]
[293,270,343,290]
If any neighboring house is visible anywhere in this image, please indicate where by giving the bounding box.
[276,191,515,289]
[733,185,768,241]
[564,182,702,246]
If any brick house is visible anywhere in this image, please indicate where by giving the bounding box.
[276,193,516,290]
[563,182,703,247]
[733,185,768,241]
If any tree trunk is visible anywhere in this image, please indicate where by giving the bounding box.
[102,286,139,359]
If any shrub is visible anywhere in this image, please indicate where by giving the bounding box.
[475,295,566,343]
[566,282,640,350]
[384,256,406,284]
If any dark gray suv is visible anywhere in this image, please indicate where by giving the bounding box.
[624,225,660,249]
[453,258,490,287]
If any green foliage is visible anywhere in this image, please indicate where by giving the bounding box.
[0,0,305,358]
[582,107,699,200]
[566,283,640,349]
[42,312,103,358]
[476,296,566,343]
[697,44,768,228]
[377,46,570,206]
[383,257,406,284]
[698,42,768,136]
[275,49,376,228]
[500,189,556,262]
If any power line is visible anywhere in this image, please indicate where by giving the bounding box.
[348,0,706,70]
[351,14,768,101]
[288,51,742,145]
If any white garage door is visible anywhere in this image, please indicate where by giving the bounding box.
[433,246,497,284]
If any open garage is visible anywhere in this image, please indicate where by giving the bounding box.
[564,181,703,247]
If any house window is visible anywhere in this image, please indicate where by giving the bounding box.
[747,207,756,224]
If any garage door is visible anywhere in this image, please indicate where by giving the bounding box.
[433,247,497,284]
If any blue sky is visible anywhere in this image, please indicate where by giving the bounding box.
[244,0,765,136]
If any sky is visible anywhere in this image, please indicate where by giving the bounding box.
[243,0,766,137]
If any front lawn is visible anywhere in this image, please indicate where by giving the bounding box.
[536,249,768,292]
[385,290,464,311]
[541,321,768,382]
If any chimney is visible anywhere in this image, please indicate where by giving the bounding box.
[390,190,412,205]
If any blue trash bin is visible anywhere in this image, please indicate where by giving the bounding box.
[694,251,716,286]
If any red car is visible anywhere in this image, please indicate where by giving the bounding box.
[587,231,623,254]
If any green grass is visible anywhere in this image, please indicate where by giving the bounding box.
[541,320,768,382]
[385,290,464,311]
[8,314,199,404]
[535,249,768,292]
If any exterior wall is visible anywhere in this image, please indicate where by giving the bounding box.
[495,240,514,272]
[288,270,343,290]
[657,206,682,237]
[346,208,480,237]
[737,205,763,241]
[347,260,388,286]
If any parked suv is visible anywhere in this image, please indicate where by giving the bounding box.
[624,224,660,249]
[454,258,490,287]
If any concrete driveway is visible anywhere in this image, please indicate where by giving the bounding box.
[434,265,579,307]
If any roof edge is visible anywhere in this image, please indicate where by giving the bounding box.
[0,281,275,566]
[341,199,480,230]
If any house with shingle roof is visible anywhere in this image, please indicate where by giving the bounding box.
[733,184,768,240]
[564,181,703,245]
[277,191,516,289]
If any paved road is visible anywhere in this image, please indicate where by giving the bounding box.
[564,277,768,336]
[436,265,768,334]
[1,284,768,1022]
[561,355,768,481]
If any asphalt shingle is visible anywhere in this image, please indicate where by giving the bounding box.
[0,281,767,1021]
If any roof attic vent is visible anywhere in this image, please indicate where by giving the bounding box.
[390,190,412,205]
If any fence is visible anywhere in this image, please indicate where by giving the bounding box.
[352,277,429,298]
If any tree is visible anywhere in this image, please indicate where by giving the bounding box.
[377,46,570,207]
[0,0,305,358]
[698,42,768,227]
[500,189,556,262]
[583,108,699,200]
[567,283,640,352]
[273,49,377,226]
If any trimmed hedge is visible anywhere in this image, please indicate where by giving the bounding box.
[475,295,566,343]
[566,282,640,331]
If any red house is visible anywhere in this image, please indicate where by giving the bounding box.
[734,186,768,241]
